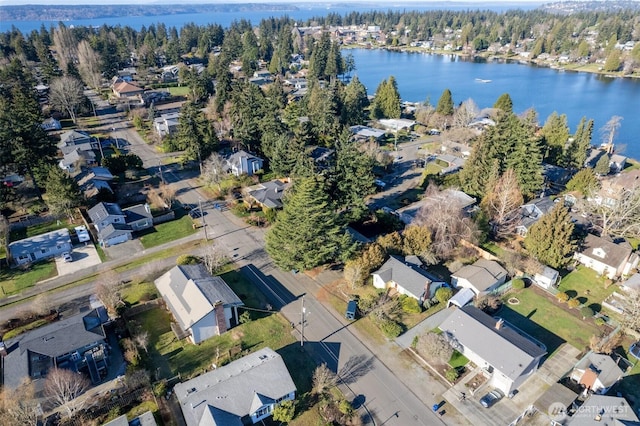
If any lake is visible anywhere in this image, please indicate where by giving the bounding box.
[348,49,640,159]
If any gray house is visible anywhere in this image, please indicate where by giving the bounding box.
[439,306,547,395]
[88,202,153,247]
[372,255,447,301]
[1,308,109,388]
[175,347,296,426]
[245,179,291,209]
[57,130,94,150]
[123,203,153,231]
[515,197,557,237]
[226,150,264,177]
[8,228,72,265]
[570,353,626,395]
[451,259,508,296]
[566,395,638,425]
[155,265,244,344]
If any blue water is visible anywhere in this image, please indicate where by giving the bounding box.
[348,49,640,159]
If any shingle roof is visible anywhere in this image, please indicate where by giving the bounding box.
[373,255,441,299]
[246,180,290,209]
[580,234,632,269]
[8,228,71,257]
[439,306,546,381]
[113,81,142,94]
[154,265,243,331]
[98,223,132,241]
[566,395,639,425]
[124,204,153,222]
[575,353,625,389]
[59,130,91,147]
[175,347,296,426]
[452,259,508,293]
[88,202,125,223]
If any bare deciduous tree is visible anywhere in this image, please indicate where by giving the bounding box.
[44,368,89,418]
[0,215,8,249]
[343,260,364,289]
[49,76,84,124]
[452,98,479,128]
[621,289,640,334]
[95,270,122,316]
[202,153,230,191]
[202,241,228,274]
[414,183,480,260]
[30,293,53,317]
[133,330,150,353]
[600,115,623,151]
[77,40,102,89]
[417,332,454,363]
[0,379,39,425]
[158,182,176,208]
[205,99,233,138]
[52,25,78,75]
[481,169,524,239]
[581,185,640,239]
[312,363,337,396]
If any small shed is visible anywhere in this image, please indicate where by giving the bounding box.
[534,266,559,290]
[447,288,475,308]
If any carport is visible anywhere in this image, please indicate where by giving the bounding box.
[448,288,475,308]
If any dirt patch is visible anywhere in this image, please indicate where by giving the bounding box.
[305,267,322,279]
[230,329,244,340]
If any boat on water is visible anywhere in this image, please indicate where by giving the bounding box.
[475,78,492,83]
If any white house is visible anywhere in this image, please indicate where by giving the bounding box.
[226,150,264,177]
[570,353,625,395]
[574,234,637,279]
[175,347,296,426]
[153,112,180,138]
[372,255,447,302]
[154,264,244,344]
[451,259,508,296]
[439,306,547,395]
[8,228,72,265]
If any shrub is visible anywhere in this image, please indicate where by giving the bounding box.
[176,254,200,265]
[511,278,525,290]
[556,292,570,303]
[580,306,594,319]
[435,287,453,304]
[379,319,403,338]
[567,298,580,309]
[239,311,251,324]
[411,335,419,349]
[402,297,422,314]
[445,368,459,382]
[594,317,606,326]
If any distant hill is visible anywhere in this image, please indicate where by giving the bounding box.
[0,3,299,22]
[540,0,640,15]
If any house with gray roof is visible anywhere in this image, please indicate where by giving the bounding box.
[8,228,72,266]
[175,347,296,426]
[59,146,97,173]
[103,411,157,426]
[574,233,637,279]
[58,130,94,150]
[515,197,557,237]
[153,112,180,138]
[226,150,264,177]
[88,202,153,246]
[349,125,386,141]
[396,189,476,225]
[155,264,244,344]
[451,259,508,296]
[372,255,447,302]
[565,394,638,425]
[570,353,626,395]
[245,179,291,209]
[1,308,109,388]
[439,306,547,395]
[123,203,153,231]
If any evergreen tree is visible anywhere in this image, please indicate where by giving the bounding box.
[524,204,576,269]
[308,32,331,80]
[541,112,569,165]
[594,153,611,175]
[176,101,219,163]
[265,177,355,271]
[370,76,401,119]
[341,75,369,125]
[269,133,306,177]
[566,168,599,197]
[493,93,513,114]
[44,166,83,220]
[564,117,593,169]
[435,88,454,116]
[305,82,339,146]
[241,30,259,76]
[230,81,266,152]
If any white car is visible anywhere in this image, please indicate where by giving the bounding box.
[75,225,91,243]
[62,252,73,263]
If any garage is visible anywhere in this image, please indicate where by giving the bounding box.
[98,225,132,247]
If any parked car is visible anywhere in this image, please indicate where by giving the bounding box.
[62,252,73,263]
[75,225,90,243]
[189,208,203,218]
[345,300,357,320]
[480,389,504,408]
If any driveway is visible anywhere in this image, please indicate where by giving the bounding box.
[102,239,144,261]
[55,244,101,277]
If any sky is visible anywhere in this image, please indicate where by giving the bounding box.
[0,0,550,5]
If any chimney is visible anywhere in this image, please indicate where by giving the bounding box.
[0,342,7,357]
[214,301,227,335]
[495,318,504,330]
[144,203,151,214]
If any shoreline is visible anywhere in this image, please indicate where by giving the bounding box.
[343,44,640,81]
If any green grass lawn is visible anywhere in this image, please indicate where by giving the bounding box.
[121,281,158,306]
[448,350,469,369]
[500,286,601,355]
[9,220,69,242]
[138,210,197,249]
[133,306,296,380]
[167,86,190,97]
[557,266,612,311]
[220,270,271,311]
[0,261,58,296]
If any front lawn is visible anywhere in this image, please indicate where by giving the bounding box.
[448,350,469,369]
[557,266,613,309]
[167,86,190,97]
[138,210,197,249]
[499,286,602,355]
[0,261,58,295]
[132,306,296,380]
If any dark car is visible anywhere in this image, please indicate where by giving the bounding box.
[480,389,504,408]
[188,208,203,218]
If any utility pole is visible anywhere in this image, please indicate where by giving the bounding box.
[300,296,305,348]
[199,198,208,240]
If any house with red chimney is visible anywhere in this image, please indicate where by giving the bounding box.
[154,265,244,344]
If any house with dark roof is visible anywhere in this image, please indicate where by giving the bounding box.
[8,228,72,266]
[175,347,296,426]
[88,202,153,246]
[565,394,638,425]
[451,259,508,296]
[1,308,110,388]
[103,411,157,426]
[41,117,61,131]
[574,234,637,279]
[123,203,153,231]
[112,81,144,99]
[154,265,244,344]
[569,353,625,395]
[226,150,264,177]
[515,197,557,237]
[58,130,94,151]
[59,147,97,173]
[245,179,291,209]
[438,306,547,395]
[372,255,447,302]
[76,167,115,198]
